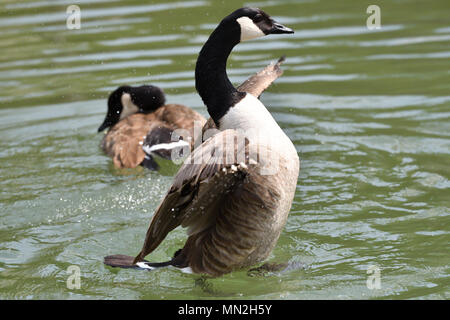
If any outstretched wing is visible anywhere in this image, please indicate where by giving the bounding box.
[237,56,285,98]
[200,57,286,136]
[133,129,256,263]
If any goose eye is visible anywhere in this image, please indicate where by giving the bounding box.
[253,14,263,23]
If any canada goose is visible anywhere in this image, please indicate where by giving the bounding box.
[104,7,299,276]
[98,58,285,170]
[98,85,205,170]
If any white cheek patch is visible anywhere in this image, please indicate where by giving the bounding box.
[237,17,265,41]
[120,93,139,120]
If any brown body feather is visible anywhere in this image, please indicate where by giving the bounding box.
[100,104,205,168]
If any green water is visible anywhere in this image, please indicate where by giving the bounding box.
[0,0,449,299]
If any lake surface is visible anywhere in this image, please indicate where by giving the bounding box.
[0,0,449,299]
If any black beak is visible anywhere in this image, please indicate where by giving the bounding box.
[269,21,294,34]
[97,119,110,132]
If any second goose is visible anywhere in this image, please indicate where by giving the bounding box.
[98,85,205,170]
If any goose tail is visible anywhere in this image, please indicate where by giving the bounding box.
[104,254,173,270]
[104,249,187,271]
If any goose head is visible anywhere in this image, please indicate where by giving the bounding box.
[98,85,166,132]
[223,7,294,42]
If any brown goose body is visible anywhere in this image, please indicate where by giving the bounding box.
[100,104,205,169]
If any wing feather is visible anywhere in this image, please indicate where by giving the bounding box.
[237,56,285,98]
[200,56,285,137]
[134,129,256,263]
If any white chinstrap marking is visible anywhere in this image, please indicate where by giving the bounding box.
[119,93,139,120]
[237,16,265,41]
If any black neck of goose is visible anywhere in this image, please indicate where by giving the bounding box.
[195,21,245,124]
